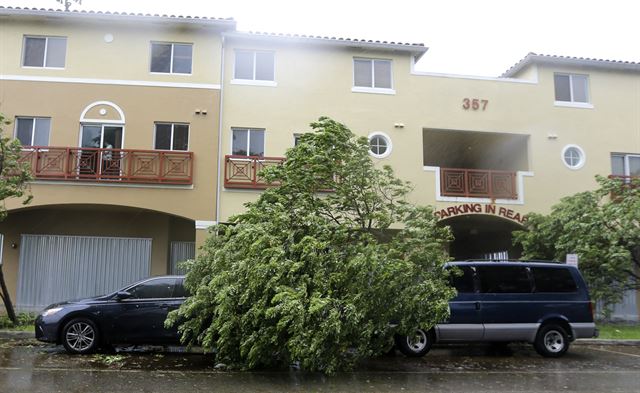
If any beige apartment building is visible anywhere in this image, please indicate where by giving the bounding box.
[1,7,639,318]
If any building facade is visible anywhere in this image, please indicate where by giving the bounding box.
[1,7,639,318]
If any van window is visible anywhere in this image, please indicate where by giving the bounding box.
[532,267,577,293]
[450,266,476,293]
[478,266,532,293]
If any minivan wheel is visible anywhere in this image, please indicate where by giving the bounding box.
[395,329,433,357]
[62,318,99,354]
[534,324,569,358]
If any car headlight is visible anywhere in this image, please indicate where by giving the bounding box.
[42,307,63,317]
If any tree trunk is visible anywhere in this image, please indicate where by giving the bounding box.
[0,267,17,324]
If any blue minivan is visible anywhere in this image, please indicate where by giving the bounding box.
[395,261,598,358]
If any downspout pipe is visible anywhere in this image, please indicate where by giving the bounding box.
[215,34,226,225]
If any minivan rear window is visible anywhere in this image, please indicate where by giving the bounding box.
[532,267,577,293]
[478,266,532,293]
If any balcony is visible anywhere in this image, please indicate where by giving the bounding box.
[19,146,193,185]
[224,155,285,189]
[440,168,517,200]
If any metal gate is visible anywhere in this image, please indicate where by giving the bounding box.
[170,241,195,275]
[16,234,151,312]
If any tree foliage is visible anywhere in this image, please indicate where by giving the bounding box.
[0,113,33,322]
[0,114,33,219]
[513,176,640,316]
[167,117,454,373]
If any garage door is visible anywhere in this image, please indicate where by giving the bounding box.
[170,241,195,275]
[16,235,151,312]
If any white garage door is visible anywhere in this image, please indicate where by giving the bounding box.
[16,234,151,312]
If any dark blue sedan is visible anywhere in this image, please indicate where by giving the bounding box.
[35,276,187,354]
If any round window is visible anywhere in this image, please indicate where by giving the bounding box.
[368,132,392,158]
[561,145,586,170]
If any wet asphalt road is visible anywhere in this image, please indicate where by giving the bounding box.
[0,338,639,392]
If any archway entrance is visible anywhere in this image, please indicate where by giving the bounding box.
[440,214,523,260]
[0,204,195,311]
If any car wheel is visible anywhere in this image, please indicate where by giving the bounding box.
[62,318,99,354]
[534,324,569,358]
[395,329,433,357]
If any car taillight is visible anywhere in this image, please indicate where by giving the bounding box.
[588,301,595,321]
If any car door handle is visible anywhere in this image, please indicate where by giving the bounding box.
[475,301,481,310]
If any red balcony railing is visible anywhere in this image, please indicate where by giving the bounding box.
[441,168,517,199]
[19,146,193,185]
[224,155,285,189]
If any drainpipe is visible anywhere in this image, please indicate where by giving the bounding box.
[214,34,226,225]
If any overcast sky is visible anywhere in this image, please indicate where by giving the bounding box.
[2,0,638,76]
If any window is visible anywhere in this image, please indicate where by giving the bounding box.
[353,58,393,91]
[449,266,476,293]
[22,36,67,68]
[478,266,532,293]
[233,50,275,82]
[155,123,189,151]
[293,133,303,146]
[232,128,265,157]
[368,132,392,158]
[611,153,640,178]
[554,73,589,104]
[172,279,191,298]
[15,117,51,146]
[561,145,586,170]
[532,267,577,293]
[150,42,192,74]
[128,278,176,299]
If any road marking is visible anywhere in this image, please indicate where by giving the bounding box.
[586,346,640,358]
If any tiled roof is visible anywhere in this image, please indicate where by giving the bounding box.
[226,31,428,54]
[0,6,235,25]
[502,52,640,77]
[242,31,425,48]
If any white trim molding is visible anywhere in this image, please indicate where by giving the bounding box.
[424,166,534,205]
[230,79,277,87]
[195,220,217,230]
[351,86,396,95]
[554,101,594,109]
[80,101,126,123]
[1,74,221,90]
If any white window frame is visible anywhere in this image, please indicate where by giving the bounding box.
[231,50,277,87]
[352,58,395,95]
[149,42,193,75]
[231,128,266,157]
[612,153,640,177]
[22,35,67,69]
[154,123,190,151]
[368,132,392,159]
[14,117,51,147]
[554,73,593,108]
[561,144,586,170]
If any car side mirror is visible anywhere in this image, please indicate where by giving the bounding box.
[115,291,132,300]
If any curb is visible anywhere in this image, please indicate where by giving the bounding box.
[575,339,640,346]
[0,330,35,339]
[1,330,638,345]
